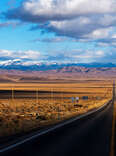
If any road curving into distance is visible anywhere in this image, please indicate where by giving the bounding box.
[0,84,115,156]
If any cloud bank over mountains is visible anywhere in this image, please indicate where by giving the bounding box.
[0,48,114,64]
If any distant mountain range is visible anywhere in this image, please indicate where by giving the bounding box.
[0,63,116,82]
[0,60,116,71]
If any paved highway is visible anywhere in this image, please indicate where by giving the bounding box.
[1,85,114,156]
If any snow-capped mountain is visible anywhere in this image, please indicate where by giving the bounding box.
[0,60,116,71]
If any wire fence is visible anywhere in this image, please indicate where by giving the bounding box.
[0,86,112,111]
[0,85,113,137]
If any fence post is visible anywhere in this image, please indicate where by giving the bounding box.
[62,89,64,104]
[11,87,15,110]
[36,88,39,104]
[51,88,54,104]
[12,88,14,101]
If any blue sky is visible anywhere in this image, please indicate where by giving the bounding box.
[0,0,116,65]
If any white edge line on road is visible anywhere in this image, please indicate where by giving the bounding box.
[0,99,112,153]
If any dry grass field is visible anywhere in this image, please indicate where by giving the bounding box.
[0,80,113,138]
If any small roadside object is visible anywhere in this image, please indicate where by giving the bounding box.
[82,96,88,100]
[71,97,75,103]
[76,97,79,103]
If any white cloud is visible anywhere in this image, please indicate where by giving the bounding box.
[84,27,113,39]
[20,50,41,59]
[112,34,116,39]
[74,50,105,62]
[0,49,41,60]
[3,0,116,63]
[47,17,115,39]
[18,0,116,21]
[0,48,114,64]
[95,50,104,56]
[4,0,116,41]
[0,49,13,56]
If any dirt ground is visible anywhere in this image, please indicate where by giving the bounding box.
[0,80,113,138]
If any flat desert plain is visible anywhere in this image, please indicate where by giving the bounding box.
[0,80,113,138]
